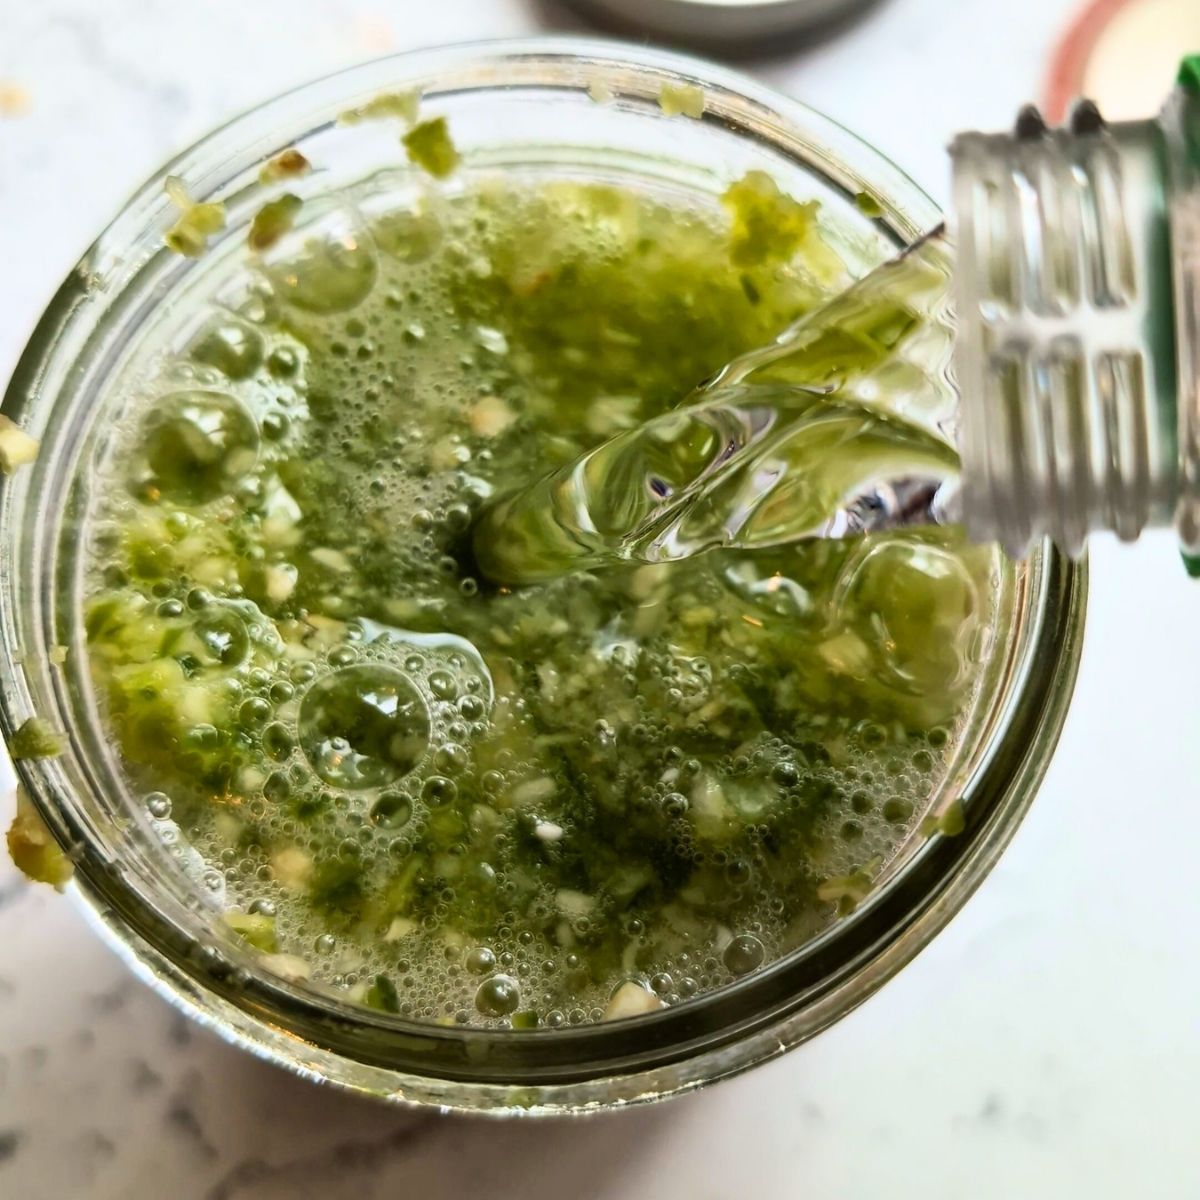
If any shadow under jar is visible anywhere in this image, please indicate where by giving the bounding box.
[0,39,1085,1114]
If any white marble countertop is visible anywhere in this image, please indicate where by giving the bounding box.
[3,1,1199,1196]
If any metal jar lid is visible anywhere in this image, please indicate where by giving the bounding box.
[561,0,881,54]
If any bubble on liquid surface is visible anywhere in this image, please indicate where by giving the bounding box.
[194,607,251,667]
[299,664,430,789]
[428,669,457,700]
[138,390,259,502]
[837,538,980,693]
[466,947,496,975]
[145,792,172,819]
[721,557,812,619]
[722,933,765,976]
[270,230,377,314]
[187,319,265,381]
[475,974,520,1017]
[370,792,413,829]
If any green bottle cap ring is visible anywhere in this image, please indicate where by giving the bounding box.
[1175,55,1200,171]
[1179,53,1200,579]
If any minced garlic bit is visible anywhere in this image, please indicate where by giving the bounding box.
[587,80,615,106]
[260,953,312,982]
[534,820,564,842]
[270,845,312,891]
[603,981,665,1020]
[509,777,556,806]
[469,395,516,438]
[658,82,705,119]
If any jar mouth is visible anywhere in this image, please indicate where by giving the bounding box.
[0,37,1086,1112]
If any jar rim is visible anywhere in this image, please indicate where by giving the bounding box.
[0,36,1086,1113]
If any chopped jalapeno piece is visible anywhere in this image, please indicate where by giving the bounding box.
[402,117,460,179]
[224,910,278,952]
[9,717,65,760]
[721,171,821,269]
[248,193,303,252]
[7,788,72,889]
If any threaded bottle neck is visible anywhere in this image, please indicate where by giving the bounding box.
[950,96,1188,558]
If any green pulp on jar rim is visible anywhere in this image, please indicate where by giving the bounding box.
[80,159,1001,1027]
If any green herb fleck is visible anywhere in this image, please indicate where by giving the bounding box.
[366,973,400,1013]
[854,191,885,218]
[403,117,460,179]
[308,857,365,922]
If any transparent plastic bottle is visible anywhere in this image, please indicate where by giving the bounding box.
[949,54,1200,563]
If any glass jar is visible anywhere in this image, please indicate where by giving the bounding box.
[0,39,1086,1114]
